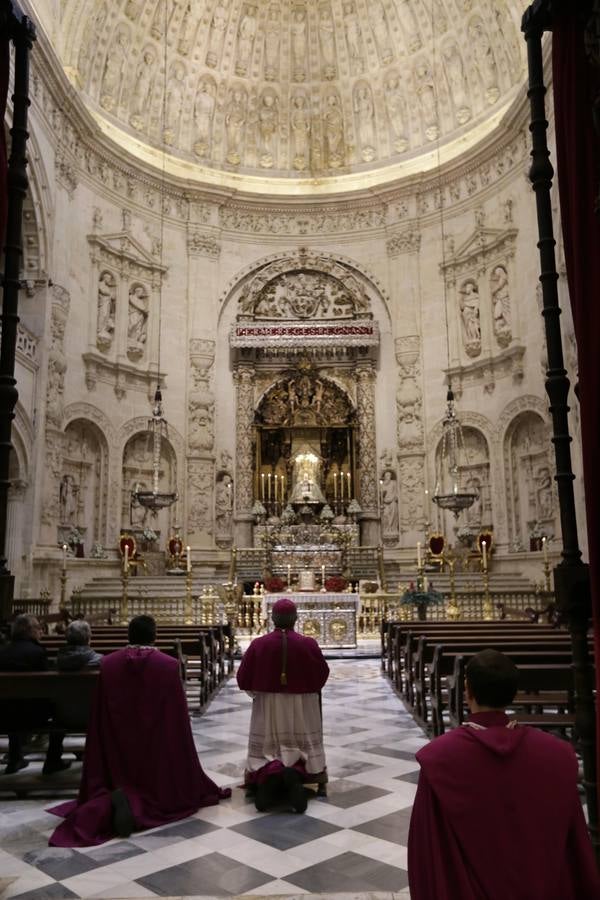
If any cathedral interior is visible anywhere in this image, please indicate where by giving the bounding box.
[2,0,587,607]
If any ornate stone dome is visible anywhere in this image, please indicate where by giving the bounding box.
[60,0,526,191]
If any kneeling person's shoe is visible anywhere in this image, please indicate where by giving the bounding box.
[254,773,284,812]
[4,758,29,775]
[283,767,307,814]
[111,788,136,837]
[42,759,72,776]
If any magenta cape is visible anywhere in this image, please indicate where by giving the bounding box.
[49,647,229,847]
[237,629,329,694]
[408,712,600,900]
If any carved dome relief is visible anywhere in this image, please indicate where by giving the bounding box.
[239,268,370,320]
[65,0,526,184]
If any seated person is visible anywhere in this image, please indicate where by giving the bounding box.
[408,649,600,900]
[237,598,329,813]
[0,614,70,776]
[56,621,103,671]
[48,614,231,847]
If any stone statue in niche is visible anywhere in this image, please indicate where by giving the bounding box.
[258,89,279,168]
[127,284,149,359]
[535,465,554,519]
[370,0,393,65]
[236,5,257,75]
[78,1,107,83]
[100,29,129,111]
[130,48,156,131]
[225,87,247,165]
[291,8,307,81]
[215,473,234,541]
[323,93,344,168]
[443,43,471,125]
[193,78,216,158]
[164,63,185,145]
[380,469,399,538]
[465,476,483,526]
[291,93,311,170]
[490,264,512,347]
[178,2,197,55]
[414,60,438,141]
[150,0,167,40]
[319,6,336,79]
[384,74,408,153]
[344,3,364,73]
[206,0,229,68]
[459,280,482,357]
[264,7,280,80]
[354,84,376,163]
[469,17,499,104]
[396,0,421,52]
[96,270,116,352]
[59,474,79,524]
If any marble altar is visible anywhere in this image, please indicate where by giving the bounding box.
[265,591,358,649]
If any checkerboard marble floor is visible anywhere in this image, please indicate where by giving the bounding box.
[0,660,427,899]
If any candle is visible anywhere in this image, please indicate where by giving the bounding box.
[124,543,129,573]
[481,540,487,571]
[261,472,265,500]
[542,535,548,562]
[287,564,291,585]
[333,472,337,499]
[282,475,285,503]
[417,541,422,568]
[321,564,325,585]
[347,472,351,498]
[268,472,272,500]
[62,543,67,569]
[423,575,429,592]
[186,545,191,572]
[340,471,344,500]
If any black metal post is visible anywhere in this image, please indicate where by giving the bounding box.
[0,1,36,620]
[522,1,598,857]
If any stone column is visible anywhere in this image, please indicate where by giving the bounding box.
[6,479,27,580]
[396,336,427,548]
[186,340,216,548]
[356,360,379,546]
[233,363,255,548]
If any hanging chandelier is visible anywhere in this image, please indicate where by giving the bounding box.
[132,386,178,513]
[432,388,478,518]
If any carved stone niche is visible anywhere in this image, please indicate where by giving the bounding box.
[441,217,520,391]
[86,221,167,400]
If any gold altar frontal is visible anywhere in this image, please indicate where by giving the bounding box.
[266,592,358,649]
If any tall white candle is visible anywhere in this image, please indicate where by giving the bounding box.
[124,544,129,573]
[287,564,291,585]
[186,545,191,572]
[417,541,422,568]
[542,535,548,562]
[340,472,344,500]
[282,475,285,502]
[274,474,278,500]
[423,575,429,592]
[347,472,351,498]
[268,472,272,500]
[333,472,337,499]
[261,472,265,500]
[62,543,67,569]
[481,540,487,571]
[321,564,325,585]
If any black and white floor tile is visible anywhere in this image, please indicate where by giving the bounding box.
[0,660,427,899]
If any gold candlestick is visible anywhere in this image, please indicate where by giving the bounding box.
[121,563,129,625]
[482,566,493,621]
[445,553,460,620]
[60,567,67,609]
[543,557,552,594]
[185,567,193,624]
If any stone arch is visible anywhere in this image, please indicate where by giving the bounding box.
[217,247,393,327]
[61,417,110,549]
[118,417,185,546]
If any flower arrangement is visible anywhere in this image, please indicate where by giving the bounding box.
[264,575,285,593]
[400,581,444,607]
[142,527,158,543]
[325,575,349,592]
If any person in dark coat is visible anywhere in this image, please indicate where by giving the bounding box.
[408,649,600,900]
[0,614,70,775]
[56,621,103,671]
[48,614,231,846]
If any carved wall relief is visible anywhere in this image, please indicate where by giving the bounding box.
[468,15,500,104]
[206,0,230,68]
[459,279,482,358]
[490,264,512,347]
[344,2,364,74]
[461,427,491,530]
[164,62,186,145]
[193,76,217,158]
[236,4,257,76]
[100,24,129,112]
[188,340,216,454]
[214,463,234,547]
[384,73,409,153]
[291,92,311,170]
[379,450,399,546]
[129,46,157,132]
[127,283,149,361]
[443,42,471,125]
[187,459,214,536]
[96,270,116,353]
[414,58,438,142]
[319,5,336,80]
[225,85,247,165]
[323,91,344,168]
[395,336,426,542]
[264,5,281,81]
[178,2,198,55]
[369,0,393,66]
[233,365,256,520]
[291,7,308,82]
[61,419,109,548]
[46,285,70,430]
[258,87,279,169]
[354,82,376,163]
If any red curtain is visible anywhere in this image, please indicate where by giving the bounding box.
[552,13,600,808]
[0,37,9,249]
